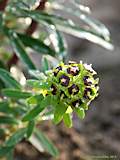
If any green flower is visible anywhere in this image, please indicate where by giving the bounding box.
[46,61,99,104]
[39,61,99,124]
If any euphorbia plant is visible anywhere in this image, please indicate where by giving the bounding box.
[0,0,113,159]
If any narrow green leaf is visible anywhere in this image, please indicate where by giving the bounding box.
[26,79,40,86]
[28,70,47,80]
[22,95,44,121]
[63,113,72,128]
[27,95,44,105]
[27,79,49,89]
[5,128,27,146]
[18,33,56,56]
[0,101,10,113]
[34,128,59,157]
[10,105,27,116]
[27,96,38,105]
[16,8,113,50]
[55,30,67,59]
[40,95,52,108]
[23,95,52,121]
[22,105,43,122]
[0,116,19,125]
[27,120,35,138]
[51,3,110,40]
[0,146,13,157]
[41,56,49,72]
[21,0,40,9]
[9,31,36,70]
[2,89,32,99]
[53,102,67,124]
[75,108,85,119]
[47,24,67,60]
[0,101,26,116]
[0,68,21,89]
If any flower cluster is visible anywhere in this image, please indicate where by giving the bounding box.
[46,61,99,111]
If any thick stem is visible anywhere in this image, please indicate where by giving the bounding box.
[26,0,47,35]
[8,0,47,68]
[0,0,8,11]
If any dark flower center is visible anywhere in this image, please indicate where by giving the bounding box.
[51,84,57,95]
[60,90,67,99]
[83,76,89,80]
[72,99,82,107]
[68,84,79,95]
[67,66,79,76]
[54,66,62,76]
[83,88,92,99]
[95,84,98,87]
[59,75,70,87]
[83,76,92,86]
